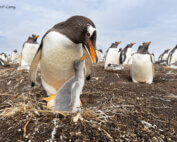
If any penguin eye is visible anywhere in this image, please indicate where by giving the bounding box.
[86,32,90,37]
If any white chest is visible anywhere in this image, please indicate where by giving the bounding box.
[22,43,39,66]
[104,48,118,67]
[131,53,153,83]
[170,49,177,64]
[40,31,83,88]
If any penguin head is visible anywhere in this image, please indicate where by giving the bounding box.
[98,49,103,53]
[73,55,86,72]
[126,42,136,48]
[32,34,39,41]
[138,42,151,53]
[110,41,121,48]
[82,24,97,64]
[13,49,17,53]
[58,16,97,64]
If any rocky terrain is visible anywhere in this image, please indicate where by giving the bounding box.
[0,63,177,141]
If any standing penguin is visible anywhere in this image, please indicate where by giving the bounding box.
[0,53,8,63]
[10,49,19,63]
[96,49,103,63]
[104,41,121,69]
[20,34,39,68]
[131,42,154,84]
[52,55,86,112]
[167,45,177,65]
[158,49,170,63]
[119,43,136,65]
[30,16,97,96]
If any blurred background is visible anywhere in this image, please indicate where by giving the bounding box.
[0,0,177,58]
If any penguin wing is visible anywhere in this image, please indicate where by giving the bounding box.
[30,46,42,86]
[70,82,80,107]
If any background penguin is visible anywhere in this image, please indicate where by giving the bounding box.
[131,42,154,84]
[104,41,121,69]
[119,43,136,65]
[0,53,8,63]
[96,49,103,63]
[19,34,39,69]
[167,45,177,65]
[158,49,170,63]
[10,49,19,64]
[53,55,85,112]
[30,16,97,96]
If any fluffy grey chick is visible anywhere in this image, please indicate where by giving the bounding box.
[54,55,85,112]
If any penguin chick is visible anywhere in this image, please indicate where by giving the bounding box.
[54,55,85,112]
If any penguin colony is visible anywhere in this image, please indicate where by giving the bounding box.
[1,15,177,113]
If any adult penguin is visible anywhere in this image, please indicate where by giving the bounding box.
[104,41,121,69]
[30,15,97,96]
[119,43,136,65]
[131,42,154,84]
[158,49,170,62]
[20,34,39,68]
[167,45,177,65]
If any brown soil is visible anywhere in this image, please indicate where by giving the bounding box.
[0,64,177,142]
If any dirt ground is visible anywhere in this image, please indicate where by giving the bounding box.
[0,63,177,142]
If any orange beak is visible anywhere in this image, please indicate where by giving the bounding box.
[146,42,151,45]
[88,40,96,63]
[132,43,136,45]
[81,55,86,61]
[118,41,122,44]
[35,35,39,38]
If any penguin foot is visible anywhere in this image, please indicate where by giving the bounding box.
[43,94,56,101]
[43,94,56,109]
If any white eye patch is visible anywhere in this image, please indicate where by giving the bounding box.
[87,24,96,37]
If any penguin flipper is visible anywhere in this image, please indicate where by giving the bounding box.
[30,48,42,86]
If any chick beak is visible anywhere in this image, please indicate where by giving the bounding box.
[81,55,86,61]
[35,35,39,38]
[132,43,136,45]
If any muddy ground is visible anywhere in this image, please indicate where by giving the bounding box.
[0,63,177,142]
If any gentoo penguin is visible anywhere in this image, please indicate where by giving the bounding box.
[30,16,97,96]
[104,41,121,69]
[53,55,85,112]
[96,49,103,63]
[119,43,136,65]
[0,53,8,63]
[167,45,177,65]
[20,34,39,69]
[11,50,18,60]
[10,49,19,63]
[158,49,170,63]
[131,42,154,84]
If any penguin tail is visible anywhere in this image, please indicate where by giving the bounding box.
[29,48,42,87]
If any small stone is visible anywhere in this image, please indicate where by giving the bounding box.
[152,137,158,142]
